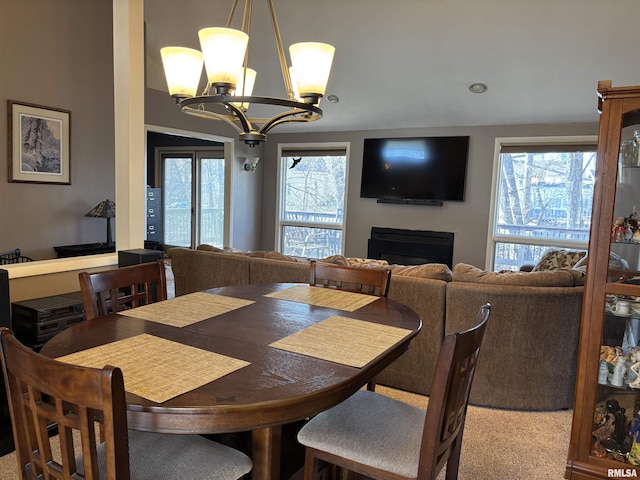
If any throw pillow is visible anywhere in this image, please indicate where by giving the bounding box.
[573,252,630,271]
[531,249,587,272]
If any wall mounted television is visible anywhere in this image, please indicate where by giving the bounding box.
[360,136,470,205]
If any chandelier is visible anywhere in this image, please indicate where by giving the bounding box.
[160,0,335,147]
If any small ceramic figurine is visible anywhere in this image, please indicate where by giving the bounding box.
[598,359,609,384]
[593,413,616,442]
[630,363,640,389]
[613,217,627,242]
[626,225,634,242]
[612,357,627,387]
[601,345,622,365]
[628,361,639,385]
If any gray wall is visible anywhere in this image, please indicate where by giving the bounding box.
[263,123,598,268]
[0,0,599,269]
[0,0,115,260]
[145,83,598,268]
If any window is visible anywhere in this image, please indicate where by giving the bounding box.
[488,137,597,271]
[276,144,349,259]
[160,148,226,248]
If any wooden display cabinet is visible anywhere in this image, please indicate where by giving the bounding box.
[567,81,640,479]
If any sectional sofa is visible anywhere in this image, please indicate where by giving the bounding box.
[168,246,585,410]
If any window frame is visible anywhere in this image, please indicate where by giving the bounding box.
[275,142,350,258]
[486,135,598,271]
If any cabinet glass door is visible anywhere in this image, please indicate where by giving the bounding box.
[593,109,640,464]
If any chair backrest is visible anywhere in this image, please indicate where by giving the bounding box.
[0,249,34,265]
[309,260,392,297]
[79,260,168,320]
[418,303,491,480]
[0,327,131,479]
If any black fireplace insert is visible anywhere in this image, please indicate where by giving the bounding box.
[367,227,454,268]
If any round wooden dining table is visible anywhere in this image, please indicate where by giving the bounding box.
[40,283,421,480]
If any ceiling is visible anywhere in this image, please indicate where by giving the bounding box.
[144,0,639,135]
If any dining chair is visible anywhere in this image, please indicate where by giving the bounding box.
[0,248,33,265]
[297,303,491,480]
[79,260,168,320]
[0,327,253,480]
[310,259,392,391]
[309,260,392,297]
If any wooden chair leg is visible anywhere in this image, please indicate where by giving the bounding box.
[366,377,376,391]
[444,434,463,480]
[304,448,319,480]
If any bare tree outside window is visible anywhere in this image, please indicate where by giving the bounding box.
[278,145,348,259]
[161,150,224,248]
[492,143,597,271]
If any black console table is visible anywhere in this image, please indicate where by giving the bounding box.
[53,243,115,258]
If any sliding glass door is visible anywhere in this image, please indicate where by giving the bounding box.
[161,149,225,248]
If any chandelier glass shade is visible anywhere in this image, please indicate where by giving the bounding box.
[160,0,335,146]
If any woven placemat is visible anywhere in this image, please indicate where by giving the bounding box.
[117,292,255,327]
[264,285,378,312]
[56,334,250,403]
[269,315,413,368]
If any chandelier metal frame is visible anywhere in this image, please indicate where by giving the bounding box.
[174,0,326,146]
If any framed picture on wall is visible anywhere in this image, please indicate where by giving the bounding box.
[8,100,71,184]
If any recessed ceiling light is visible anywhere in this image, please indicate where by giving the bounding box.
[468,83,488,94]
[326,94,340,103]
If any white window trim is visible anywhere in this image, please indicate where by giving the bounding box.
[485,135,598,270]
[275,142,350,255]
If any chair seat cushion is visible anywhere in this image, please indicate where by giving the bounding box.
[297,390,425,478]
[82,430,253,480]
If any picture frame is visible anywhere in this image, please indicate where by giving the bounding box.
[8,100,71,184]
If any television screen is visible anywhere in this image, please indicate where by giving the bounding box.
[360,136,470,202]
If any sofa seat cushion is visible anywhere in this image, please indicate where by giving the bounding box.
[389,264,452,282]
[452,263,577,287]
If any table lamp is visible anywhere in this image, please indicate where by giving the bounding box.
[85,199,116,245]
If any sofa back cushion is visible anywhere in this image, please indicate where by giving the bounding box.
[169,248,250,295]
[452,263,577,287]
[377,276,448,395]
[445,281,583,410]
[389,263,452,282]
[249,257,309,284]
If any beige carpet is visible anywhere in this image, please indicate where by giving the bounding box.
[375,386,571,480]
[0,385,570,479]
